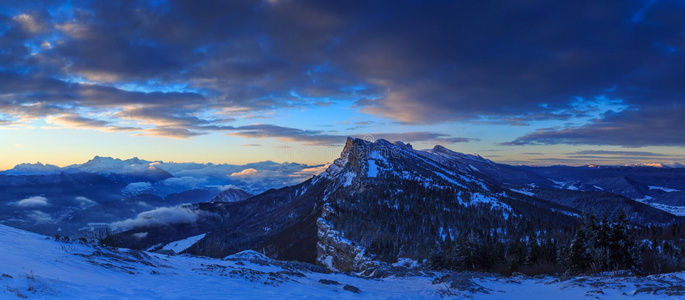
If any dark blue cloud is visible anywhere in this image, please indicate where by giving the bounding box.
[0,0,683,146]
[226,124,475,146]
[504,105,685,147]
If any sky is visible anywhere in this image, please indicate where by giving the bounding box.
[1,0,684,170]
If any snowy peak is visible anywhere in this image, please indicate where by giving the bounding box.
[211,186,253,203]
[127,157,145,165]
[70,156,173,182]
[5,162,62,175]
[326,138,401,173]
[76,156,158,174]
[428,145,491,164]
[431,144,450,153]
[320,137,496,192]
[392,141,413,150]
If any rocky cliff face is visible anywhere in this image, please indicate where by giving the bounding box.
[316,204,375,273]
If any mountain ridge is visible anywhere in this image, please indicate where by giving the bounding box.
[106,138,602,272]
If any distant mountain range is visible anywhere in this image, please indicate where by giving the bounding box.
[0,156,325,237]
[2,157,323,194]
[104,138,685,274]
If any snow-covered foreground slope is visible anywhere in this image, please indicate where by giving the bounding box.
[1,224,684,299]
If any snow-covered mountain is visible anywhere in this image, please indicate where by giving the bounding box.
[3,162,62,175]
[109,137,683,275]
[71,156,154,174]
[211,186,254,202]
[1,156,325,195]
[512,165,685,216]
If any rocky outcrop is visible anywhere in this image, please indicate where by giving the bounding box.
[315,204,375,273]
